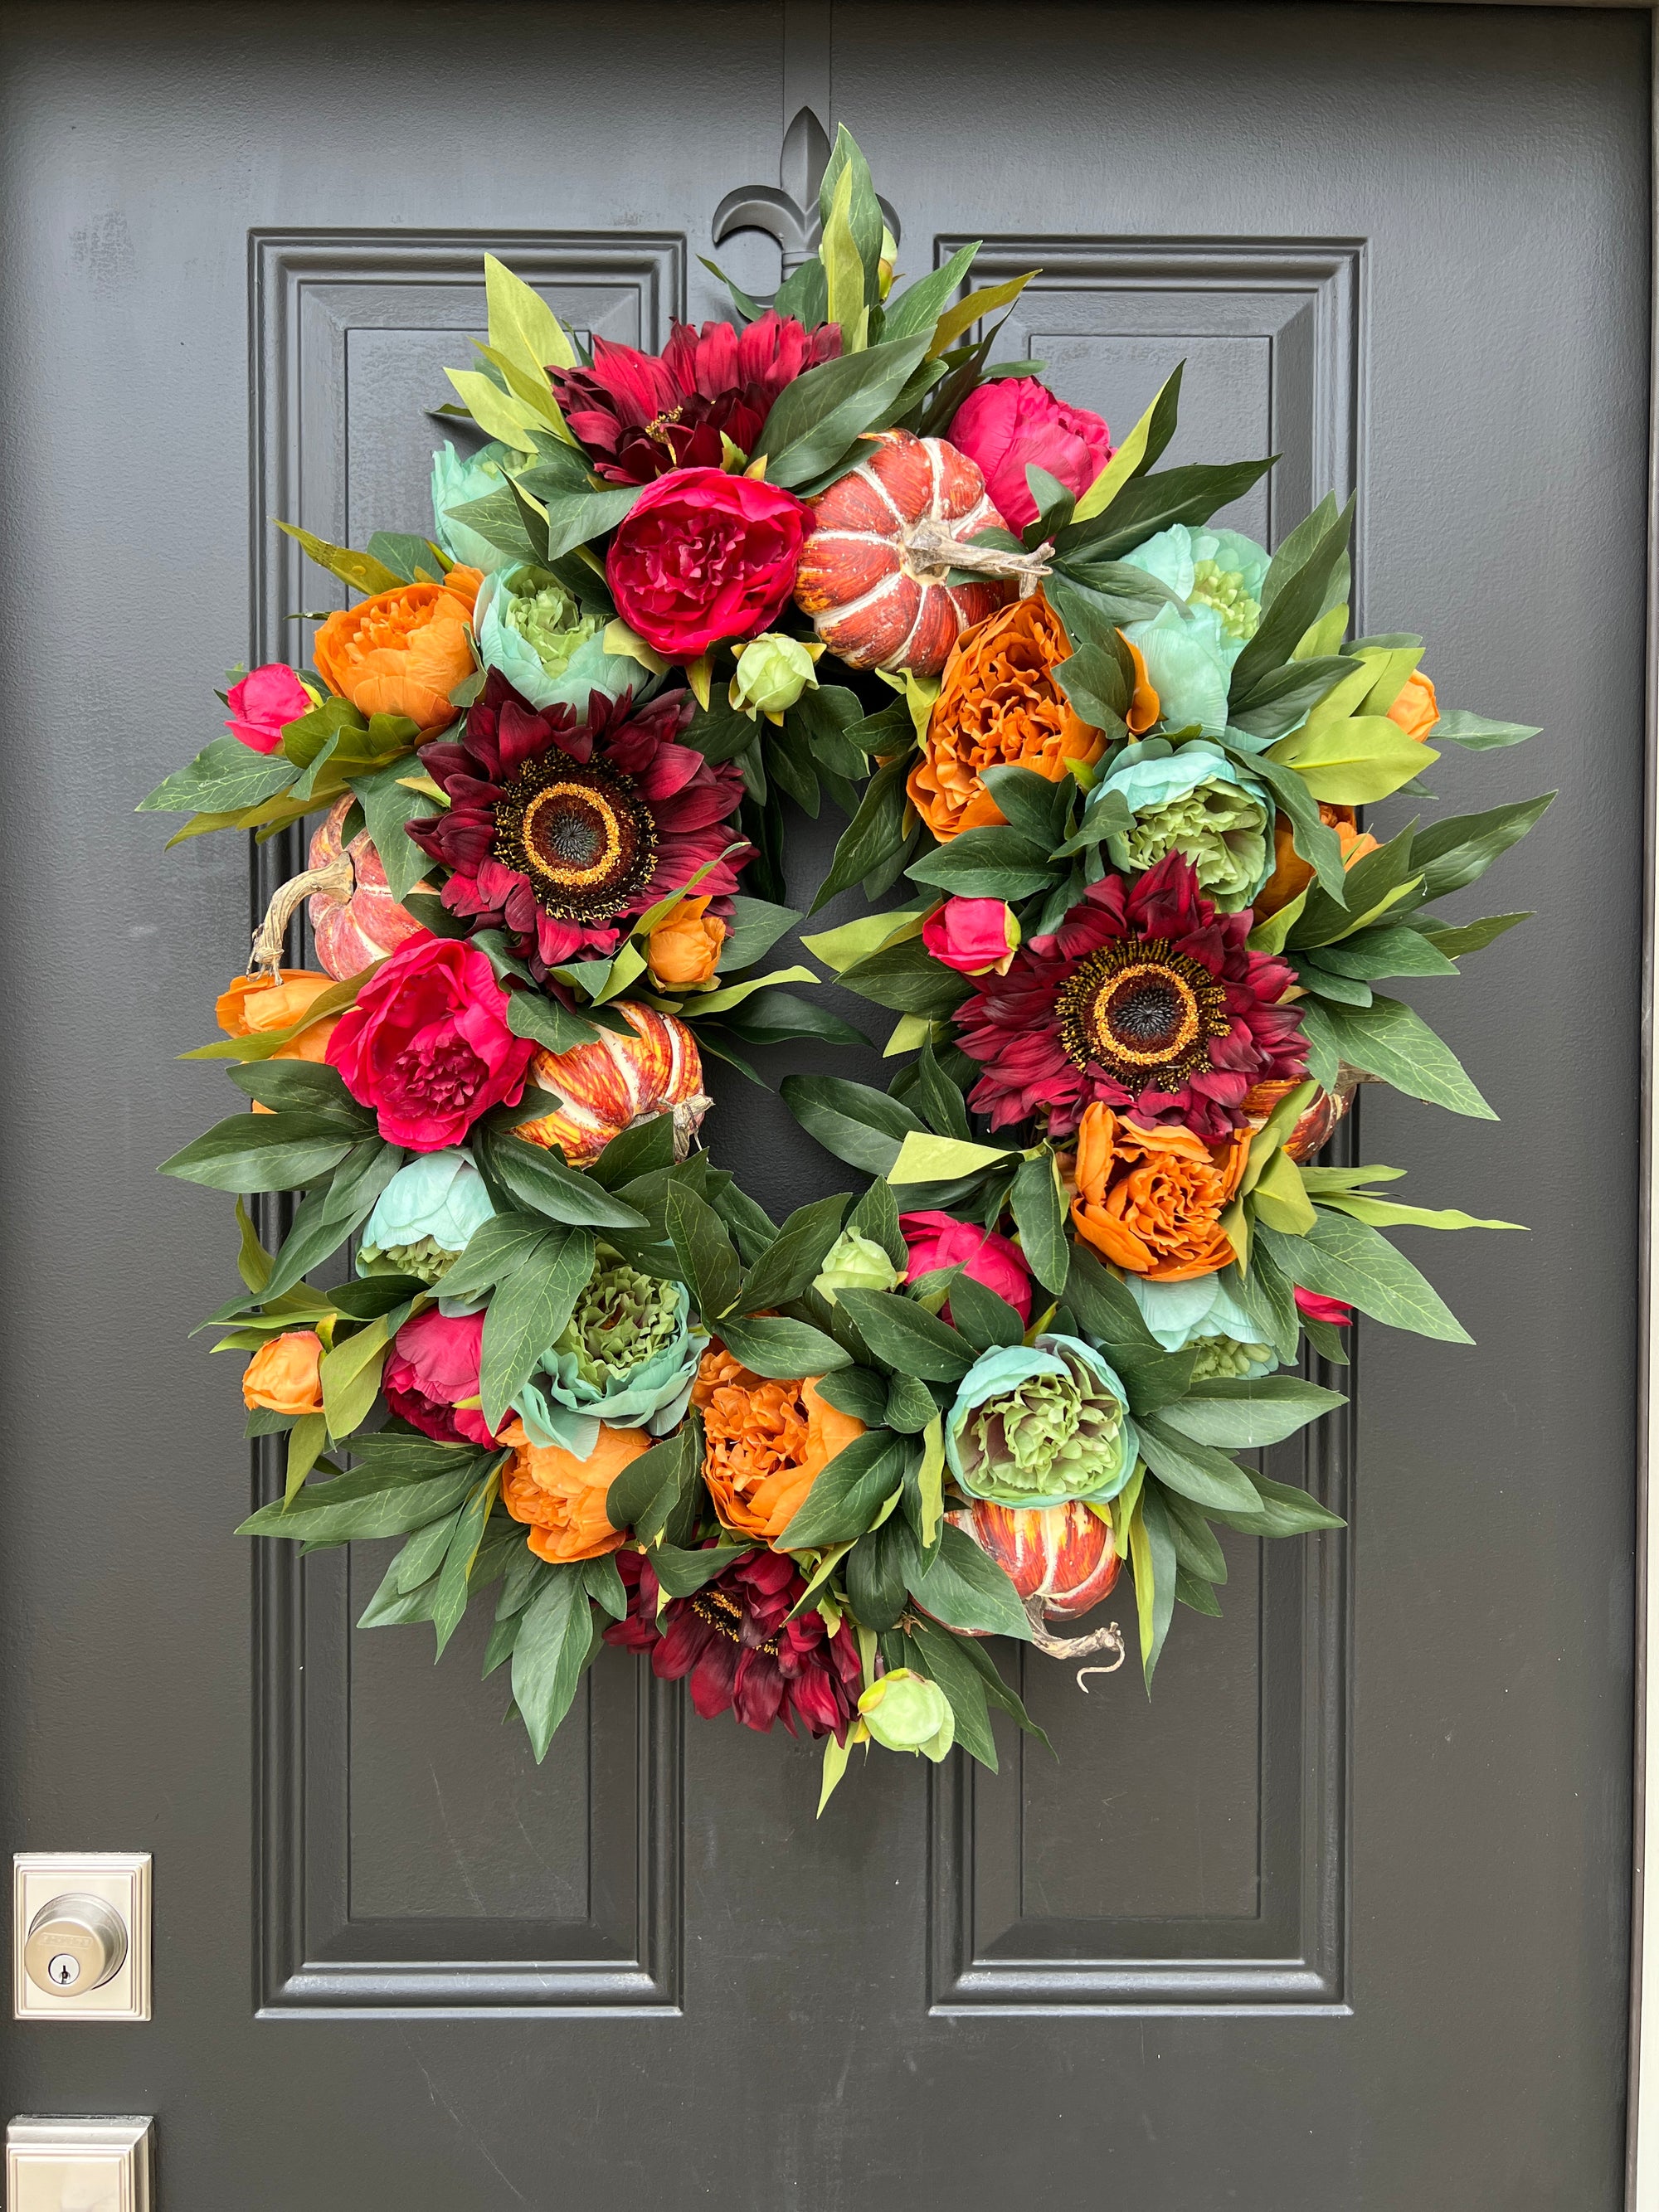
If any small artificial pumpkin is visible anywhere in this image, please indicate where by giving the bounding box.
[515,1001,710,1168]
[793,429,1047,675]
[948,1498,1121,1621]
[305,796,426,980]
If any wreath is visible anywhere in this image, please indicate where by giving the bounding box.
[147,131,1545,1806]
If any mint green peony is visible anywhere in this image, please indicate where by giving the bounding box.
[859,1670,955,1761]
[1091,737,1272,911]
[1126,1273,1278,1380]
[946,1334,1137,1510]
[474,565,645,716]
[1120,523,1271,736]
[358,1150,494,1285]
[512,1248,705,1457]
[431,440,522,574]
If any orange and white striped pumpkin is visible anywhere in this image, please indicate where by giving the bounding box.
[948,1499,1121,1621]
[515,1001,710,1168]
[792,429,1012,675]
[306,796,426,980]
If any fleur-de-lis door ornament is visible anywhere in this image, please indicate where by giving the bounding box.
[712,106,901,306]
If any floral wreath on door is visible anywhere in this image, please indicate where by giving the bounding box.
[146,131,1543,1806]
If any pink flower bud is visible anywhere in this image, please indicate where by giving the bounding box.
[922,897,1020,977]
[224,662,313,754]
[947,377,1113,532]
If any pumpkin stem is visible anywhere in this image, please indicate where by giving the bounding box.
[249,854,355,979]
[1022,1597,1127,1679]
[902,519,1054,598]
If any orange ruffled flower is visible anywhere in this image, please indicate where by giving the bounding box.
[1387,668,1438,743]
[692,1347,864,1544]
[1070,1106,1251,1281]
[312,566,482,734]
[646,896,725,989]
[242,1329,325,1415]
[498,1417,641,1564]
[909,594,1147,841]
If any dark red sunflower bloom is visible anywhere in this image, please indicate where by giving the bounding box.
[954,850,1307,1143]
[605,1546,864,1743]
[551,312,843,484]
[406,670,752,973]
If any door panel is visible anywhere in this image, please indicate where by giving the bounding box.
[0,4,1645,2207]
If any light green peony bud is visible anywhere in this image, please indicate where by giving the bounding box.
[813,1228,903,1306]
[501,568,606,681]
[946,1334,1138,1510]
[557,1252,685,1389]
[730,632,821,721]
[859,1669,955,1761]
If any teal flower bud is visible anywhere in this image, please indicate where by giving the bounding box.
[946,1334,1137,1510]
[430,440,522,574]
[813,1228,903,1306]
[859,1669,955,1761]
[512,1248,706,1458]
[358,1150,494,1284]
[474,564,645,716]
[729,632,821,722]
[1090,737,1272,912]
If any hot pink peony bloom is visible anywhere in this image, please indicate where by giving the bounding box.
[606,468,811,659]
[948,377,1114,532]
[326,931,535,1150]
[225,663,311,754]
[1294,1288,1352,1328]
[922,897,1019,978]
[383,1309,503,1448]
[900,1210,1034,1326]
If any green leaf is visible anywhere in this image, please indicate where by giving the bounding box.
[715,1313,850,1379]
[1228,655,1362,741]
[473,1125,650,1230]
[350,754,441,903]
[907,1617,998,1768]
[1310,926,1457,981]
[1229,499,1353,707]
[719,895,803,971]
[225,1057,373,1125]
[319,1310,402,1441]
[139,735,300,817]
[1163,1490,1228,1585]
[1160,1374,1346,1448]
[1432,709,1540,751]
[261,1137,404,1300]
[834,1290,975,1383]
[1009,1154,1069,1294]
[813,1365,891,1424]
[781,1074,925,1176]
[835,934,974,1018]
[1268,712,1433,805]
[711,990,869,1051]
[1069,363,1183,523]
[606,1416,703,1544]
[944,1270,1026,1352]
[1238,748,1348,902]
[753,333,932,487]
[502,986,600,1056]
[907,824,1055,901]
[511,1568,594,1761]
[431,1471,499,1659]
[809,753,917,915]
[1311,1191,1523,1233]
[665,1182,743,1321]
[272,518,406,595]
[1413,912,1530,959]
[1064,1242,1157,1349]
[736,1194,852,1313]
[883,1372,939,1435]
[1135,1417,1260,1512]
[1130,1483,1179,1689]
[907,1522,1032,1640]
[239,1446,487,1545]
[846,1177,907,1268]
[158,1111,356,1194]
[1258,1212,1472,1344]
[881,241,980,343]
[648,1540,753,1598]
[1061,459,1274,564]
[479,1227,596,1432]
[781,1429,911,1549]
[363,530,449,585]
[1408,793,1554,900]
[1210,1470,1345,1539]
[1313,993,1496,1119]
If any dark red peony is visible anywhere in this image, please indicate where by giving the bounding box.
[954,850,1306,1142]
[407,672,751,974]
[552,313,842,484]
[606,469,812,660]
[605,1546,864,1743]
[326,931,535,1150]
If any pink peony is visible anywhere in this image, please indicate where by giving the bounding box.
[606,467,810,659]
[947,378,1114,532]
[900,1210,1034,1326]
[922,897,1019,978]
[225,662,312,754]
[326,931,534,1150]
[383,1309,502,1448]
[1294,1288,1352,1328]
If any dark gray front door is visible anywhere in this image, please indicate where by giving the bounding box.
[0,4,1645,2205]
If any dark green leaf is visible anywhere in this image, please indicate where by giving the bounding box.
[1065,1242,1158,1349]
[1058,459,1274,565]
[1135,1417,1260,1511]
[883,1371,939,1434]
[1229,499,1353,707]
[812,1365,890,1424]
[834,1289,975,1382]
[753,333,933,487]
[1412,911,1530,959]
[835,933,974,1018]
[351,751,442,902]
[1210,1470,1346,1538]
[1432,709,1540,751]
[1408,793,1554,901]
[944,1270,1026,1351]
[1160,1374,1345,1448]
[713,989,870,1050]
[737,1194,852,1313]
[511,1567,594,1760]
[1312,993,1496,1119]
[158,1112,356,1194]
[907,824,1054,901]
[715,1312,850,1379]
[809,752,913,914]
[719,894,802,970]
[1010,1154,1068,1293]
[1227,655,1360,741]
[1310,926,1458,980]
[665,1181,744,1320]
[779,1431,912,1548]
[845,1177,907,1268]
[139,734,300,816]
[504,988,601,1055]
[844,1518,912,1633]
[907,1616,997,1764]
[906,1522,1032,1640]
[1136,1482,1180,1689]
[1258,1213,1472,1343]
[586,1110,679,1189]
[474,1125,650,1230]
[431,1474,498,1658]
[781,1074,925,1176]
[479,1227,596,1431]
[226,1058,374,1126]
[648,1541,752,1599]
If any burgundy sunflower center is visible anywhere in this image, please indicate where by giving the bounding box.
[1055,936,1229,1091]
[492,756,657,924]
[690,1587,781,1657]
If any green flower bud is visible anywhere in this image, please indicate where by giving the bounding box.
[813,1228,903,1306]
[501,568,606,681]
[1189,1332,1277,1382]
[1190,556,1261,642]
[557,1249,684,1388]
[730,632,820,719]
[859,1669,955,1761]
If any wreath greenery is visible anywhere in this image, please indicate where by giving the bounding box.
[147,130,1545,1805]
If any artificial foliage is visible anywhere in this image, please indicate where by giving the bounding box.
[148,131,1545,1807]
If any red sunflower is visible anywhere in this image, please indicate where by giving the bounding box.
[551,312,843,484]
[407,671,752,973]
[954,850,1306,1142]
[605,1546,864,1743]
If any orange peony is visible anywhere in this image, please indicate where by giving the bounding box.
[909,593,1133,841]
[497,1418,641,1564]
[312,566,482,733]
[1070,1106,1251,1281]
[242,1329,325,1415]
[1386,667,1438,743]
[1253,805,1380,921]
[647,896,726,989]
[693,1347,865,1544]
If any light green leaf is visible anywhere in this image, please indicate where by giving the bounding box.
[1315,993,1496,1120]
[484,252,577,374]
[886,1131,1013,1185]
[1268,714,1436,804]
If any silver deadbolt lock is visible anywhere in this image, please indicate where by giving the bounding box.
[23,1894,128,1998]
